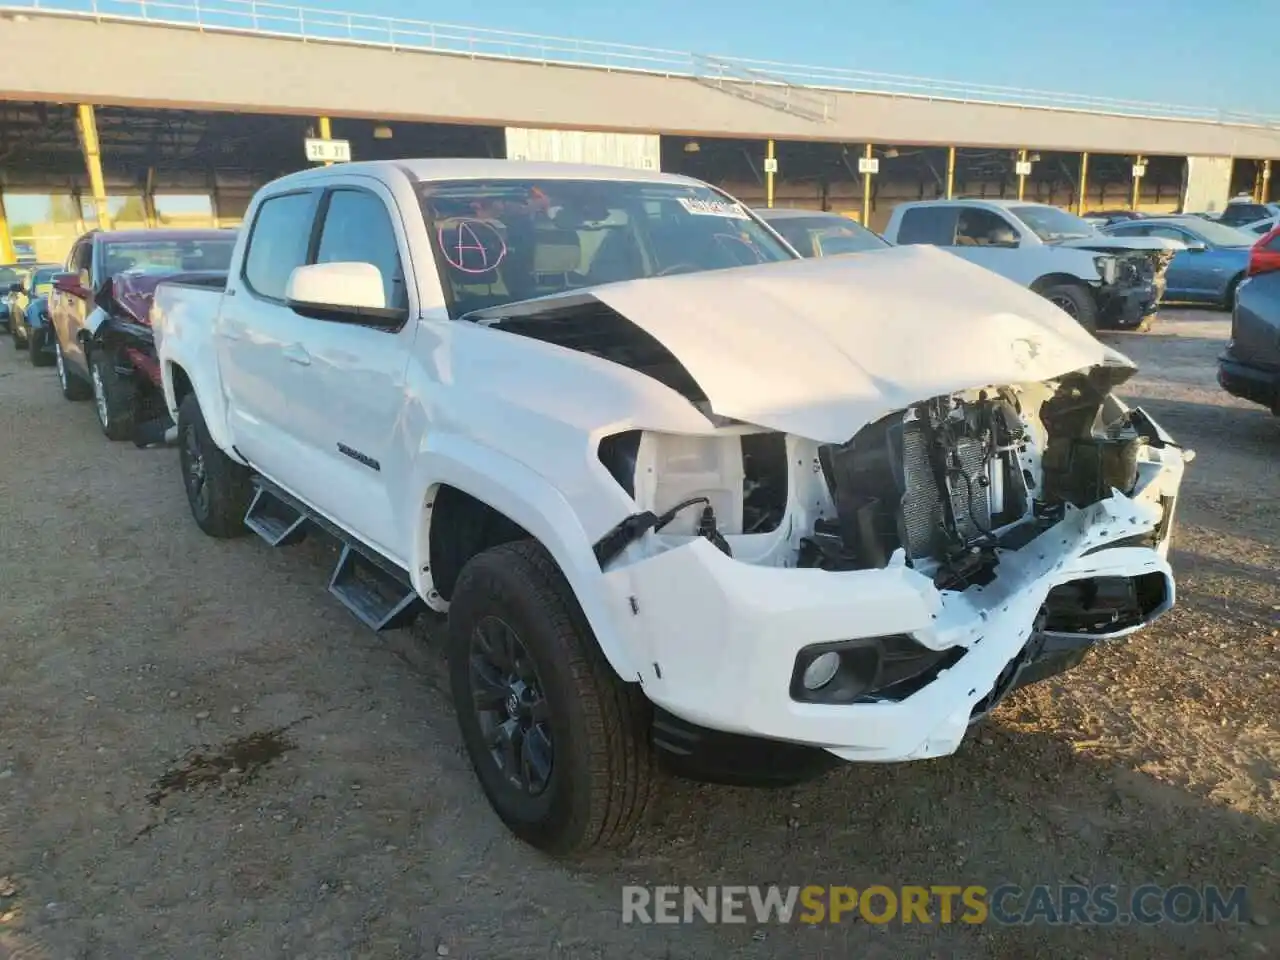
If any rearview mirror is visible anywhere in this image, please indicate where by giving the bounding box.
[285,262,406,327]
[7,282,21,294]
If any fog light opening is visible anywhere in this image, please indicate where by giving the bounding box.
[802,651,841,690]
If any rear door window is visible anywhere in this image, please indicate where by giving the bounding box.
[242,191,319,301]
[895,206,959,245]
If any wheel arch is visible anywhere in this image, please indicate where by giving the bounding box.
[1030,272,1094,297]
[412,436,642,684]
[166,358,244,465]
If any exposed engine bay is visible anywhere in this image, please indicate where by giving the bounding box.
[596,369,1169,597]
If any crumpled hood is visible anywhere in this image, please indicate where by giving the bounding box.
[579,244,1135,443]
[107,270,224,325]
[1060,235,1183,252]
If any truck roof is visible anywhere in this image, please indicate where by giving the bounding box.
[266,158,705,189]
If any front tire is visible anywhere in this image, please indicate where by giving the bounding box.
[54,339,92,401]
[447,540,654,856]
[176,392,252,538]
[1038,282,1099,334]
[90,350,137,441]
[29,329,54,367]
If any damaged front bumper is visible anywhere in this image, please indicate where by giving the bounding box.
[602,447,1185,765]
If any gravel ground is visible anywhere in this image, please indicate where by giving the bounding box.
[0,308,1276,960]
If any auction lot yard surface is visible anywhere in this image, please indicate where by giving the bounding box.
[1,308,1276,959]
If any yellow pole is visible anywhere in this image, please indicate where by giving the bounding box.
[1262,159,1273,203]
[0,190,14,264]
[317,116,333,166]
[77,104,111,231]
[144,167,158,227]
[945,146,956,199]
[765,139,775,208]
[1076,152,1090,216]
[862,143,874,226]
[1017,148,1028,201]
[1130,155,1144,211]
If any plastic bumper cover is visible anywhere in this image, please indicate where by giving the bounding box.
[602,454,1183,764]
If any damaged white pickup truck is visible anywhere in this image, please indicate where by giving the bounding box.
[152,160,1191,855]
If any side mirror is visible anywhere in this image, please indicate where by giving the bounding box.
[1185,240,1208,252]
[285,262,405,327]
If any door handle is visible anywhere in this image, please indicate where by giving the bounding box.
[283,343,311,366]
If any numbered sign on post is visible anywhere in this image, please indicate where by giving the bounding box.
[305,138,352,164]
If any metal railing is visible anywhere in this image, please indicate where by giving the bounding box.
[6,0,1278,128]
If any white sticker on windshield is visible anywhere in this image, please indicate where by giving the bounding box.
[678,197,750,220]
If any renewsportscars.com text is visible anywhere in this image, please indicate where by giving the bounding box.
[621,884,1252,926]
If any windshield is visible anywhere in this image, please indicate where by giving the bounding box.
[102,237,236,277]
[768,215,889,257]
[0,266,30,287]
[418,179,795,317]
[1010,205,1098,242]
[1180,219,1258,247]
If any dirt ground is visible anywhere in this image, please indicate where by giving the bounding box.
[0,308,1276,960]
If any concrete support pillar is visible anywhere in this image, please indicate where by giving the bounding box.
[0,190,14,264]
[503,128,660,171]
[861,143,874,226]
[945,146,956,200]
[1263,159,1273,203]
[77,104,111,231]
[1076,152,1090,216]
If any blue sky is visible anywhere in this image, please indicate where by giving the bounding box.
[311,0,1274,115]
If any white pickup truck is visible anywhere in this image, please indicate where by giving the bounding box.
[882,199,1179,333]
[152,160,1190,856]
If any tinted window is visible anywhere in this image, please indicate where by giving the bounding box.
[102,237,235,277]
[243,191,319,300]
[769,215,887,257]
[769,220,819,257]
[1143,225,1188,243]
[896,206,958,245]
[418,179,794,317]
[1010,205,1096,241]
[315,190,407,310]
[1108,224,1150,237]
[1220,203,1268,225]
[956,209,1019,247]
[71,242,92,275]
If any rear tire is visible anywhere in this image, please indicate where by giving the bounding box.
[90,350,137,441]
[54,338,92,401]
[177,392,252,539]
[1037,282,1099,334]
[447,540,654,856]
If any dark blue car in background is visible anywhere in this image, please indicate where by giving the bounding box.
[1219,226,1280,416]
[1103,215,1257,309]
[6,263,61,365]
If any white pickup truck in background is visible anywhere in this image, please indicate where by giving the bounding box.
[152,160,1190,856]
[882,199,1179,333]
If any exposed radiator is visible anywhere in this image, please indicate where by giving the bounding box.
[900,422,992,558]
